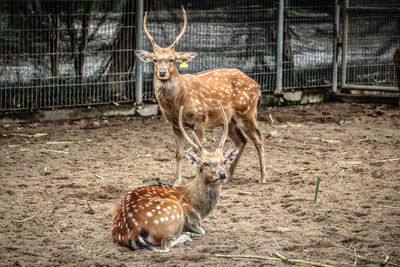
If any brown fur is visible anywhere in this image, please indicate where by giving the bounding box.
[111,149,236,251]
[135,7,267,186]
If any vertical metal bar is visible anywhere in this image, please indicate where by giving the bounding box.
[332,0,340,93]
[135,0,144,105]
[275,0,284,94]
[341,0,349,87]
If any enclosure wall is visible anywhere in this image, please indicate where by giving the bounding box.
[0,0,398,112]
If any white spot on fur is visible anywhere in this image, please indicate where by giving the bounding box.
[147,212,153,217]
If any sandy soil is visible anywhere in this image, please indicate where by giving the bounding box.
[1,102,399,266]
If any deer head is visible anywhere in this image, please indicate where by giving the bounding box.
[134,6,198,81]
[179,101,240,185]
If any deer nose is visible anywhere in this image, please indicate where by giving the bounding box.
[218,170,227,180]
[159,69,167,77]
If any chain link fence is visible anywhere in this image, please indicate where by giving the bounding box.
[341,0,400,91]
[0,0,398,112]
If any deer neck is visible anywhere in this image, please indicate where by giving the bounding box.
[153,71,185,104]
[153,70,186,125]
[179,171,222,219]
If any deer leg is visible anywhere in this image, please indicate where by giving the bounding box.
[158,233,192,252]
[227,122,247,182]
[242,116,267,183]
[173,126,184,186]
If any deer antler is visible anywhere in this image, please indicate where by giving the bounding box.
[143,11,159,48]
[170,6,187,48]
[192,131,202,148]
[218,101,229,149]
[179,106,202,152]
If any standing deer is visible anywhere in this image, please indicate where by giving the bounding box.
[111,102,239,251]
[134,6,267,186]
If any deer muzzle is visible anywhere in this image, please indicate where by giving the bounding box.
[217,170,227,181]
[158,69,169,79]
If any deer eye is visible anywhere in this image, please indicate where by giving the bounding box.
[203,161,210,167]
[169,58,174,63]
[153,59,158,63]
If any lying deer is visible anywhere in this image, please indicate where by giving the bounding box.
[135,6,267,186]
[111,102,239,251]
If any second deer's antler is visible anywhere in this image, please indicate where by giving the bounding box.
[179,106,202,152]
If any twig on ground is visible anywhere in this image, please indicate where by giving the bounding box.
[314,176,321,203]
[93,174,105,180]
[339,169,345,184]
[215,254,280,261]
[46,141,73,145]
[8,144,19,148]
[342,251,400,267]
[39,149,69,154]
[4,215,36,227]
[233,236,247,249]
[272,236,282,251]
[321,139,341,144]
[238,191,253,196]
[261,127,273,135]
[274,251,335,267]
[11,133,47,138]
[215,252,335,267]
[53,222,61,233]
[264,227,291,233]
[273,251,289,263]
[269,113,274,124]
[384,254,390,265]
[352,246,357,266]
[337,161,362,165]
[378,205,400,209]
[86,200,95,214]
[354,138,369,142]
[373,158,400,163]
[287,122,304,127]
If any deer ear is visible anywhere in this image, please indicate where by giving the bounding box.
[134,50,153,62]
[224,147,240,164]
[185,151,200,166]
[176,52,198,63]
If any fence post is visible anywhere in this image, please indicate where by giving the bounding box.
[275,0,284,94]
[340,0,349,88]
[135,0,144,105]
[332,0,340,93]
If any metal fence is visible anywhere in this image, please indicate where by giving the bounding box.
[340,0,400,91]
[0,0,399,112]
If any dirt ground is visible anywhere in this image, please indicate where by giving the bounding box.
[1,102,400,266]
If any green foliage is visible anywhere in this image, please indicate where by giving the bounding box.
[314,176,321,203]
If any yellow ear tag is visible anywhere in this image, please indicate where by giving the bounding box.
[180,61,188,69]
